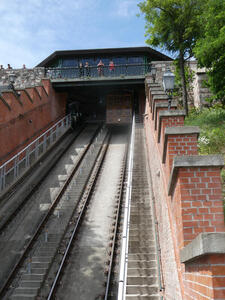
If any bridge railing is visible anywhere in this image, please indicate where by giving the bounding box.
[45,63,151,80]
[0,114,71,195]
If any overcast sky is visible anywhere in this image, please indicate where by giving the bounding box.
[0,0,156,68]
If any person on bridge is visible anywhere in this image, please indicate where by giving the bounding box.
[97,59,104,76]
[85,61,90,77]
[109,60,115,74]
[79,62,84,77]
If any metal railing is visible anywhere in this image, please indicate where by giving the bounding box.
[118,114,135,300]
[0,114,71,195]
[45,63,151,80]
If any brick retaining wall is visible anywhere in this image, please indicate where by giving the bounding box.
[0,79,67,164]
[144,77,225,299]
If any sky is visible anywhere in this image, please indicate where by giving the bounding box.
[0,0,158,68]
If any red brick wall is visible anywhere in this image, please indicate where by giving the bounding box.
[144,84,225,299]
[173,167,225,248]
[184,254,225,299]
[144,102,184,299]
[159,115,184,148]
[0,79,67,164]
[164,134,198,180]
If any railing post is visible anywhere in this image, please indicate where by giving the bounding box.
[35,140,39,160]
[43,134,47,152]
[25,147,30,168]
[0,166,3,192]
[14,155,19,179]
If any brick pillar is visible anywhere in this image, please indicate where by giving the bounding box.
[152,95,169,118]
[181,233,225,299]
[168,155,225,248]
[162,126,200,180]
[154,102,177,130]
[157,111,186,156]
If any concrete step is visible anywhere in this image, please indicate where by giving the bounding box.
[128,254,156,261]
[130,209,151,213]
[128,260,157,269]
[129,225,154,230]
[130,210,151,215]
[129,241,155,248]
[20,281,41,288]
[34,250,54,256]
[127,268,157,276]
[126,294,160,300]
[21,274,44,281]
[129,230,154,237]
[130,216,153,222]
[129,247,156,254]
[131,203,151,206]
[126,285,159,295]
[11,287,39,295]
[129,236,154,242]
[127,276,158,285]
[130,220,153,226]
[31,256,51,263]
[10,295,35,300]
[30,262,49,268]
[22,268,46,275]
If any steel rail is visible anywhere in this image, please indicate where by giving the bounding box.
[46,131,111,299]
[117,115,135,300]
[0,124,103,298]
[104,137,129,300]
[0,125,85,234]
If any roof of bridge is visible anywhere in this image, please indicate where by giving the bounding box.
[36,46,172,67]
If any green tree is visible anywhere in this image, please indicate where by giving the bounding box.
[194,0,225,106]
[138,0,204,115]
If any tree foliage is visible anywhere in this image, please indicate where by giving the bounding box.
[194,0,225,105]
[138,0,205,115]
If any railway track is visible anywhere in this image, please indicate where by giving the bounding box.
[118,122,162,300]
[1,126,130,300]
[32,128,128,300]
[0,124,106,299]
[1,122,153,300]
[0,124,101,234]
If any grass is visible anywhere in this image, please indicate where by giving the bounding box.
[184,105,225,214]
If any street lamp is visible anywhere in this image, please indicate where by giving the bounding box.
[8,73,20,97]
[163,68,175,110]
[151,66,157,83]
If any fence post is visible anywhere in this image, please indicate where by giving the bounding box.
[0,166,3,192]
[14,156,19,180]
[43,134,47,152]
[26,147,30,168]
[35,140,39,160]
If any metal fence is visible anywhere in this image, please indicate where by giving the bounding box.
[0,114,71,195]
[45,63,151,80]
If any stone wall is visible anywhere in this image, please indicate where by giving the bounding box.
[151,60,212,107]
[0,67,45,89]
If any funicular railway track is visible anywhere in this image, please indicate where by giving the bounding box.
[0,124,130,300]
[43,127,129,300]
[0,125,86,234]
[0,123,105,299]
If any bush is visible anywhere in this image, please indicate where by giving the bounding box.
[185,106,225,179]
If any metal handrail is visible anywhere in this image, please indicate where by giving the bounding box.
[117,114,135,300]
[45,63,151,79]
[0,114,72,194]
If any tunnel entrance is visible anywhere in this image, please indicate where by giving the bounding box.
[60,82,145,125]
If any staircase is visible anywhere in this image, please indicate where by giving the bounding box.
[126,124,160,299]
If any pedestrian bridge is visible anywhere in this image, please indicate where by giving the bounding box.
[46,63,151,85]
